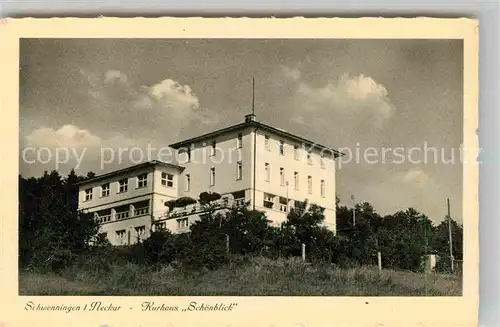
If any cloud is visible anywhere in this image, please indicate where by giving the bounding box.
[282,66,395,129]
[25,125,101,148]
[397,167,430,188]
[104,70,128,85]
[78,69,209,139]
[280,65,301,81]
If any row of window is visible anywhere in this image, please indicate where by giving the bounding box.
[262,194,325,213]
[207,162,243,187]
[94,205,150,224]
[186,133,243,162]
[84,163,245,202]
[264,163,326,197]
[111,225,146,244]
[264,135,326,168]
[84,172,175,201]
[155,218,188,231]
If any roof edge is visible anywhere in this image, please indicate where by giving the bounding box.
[76,160,185,186]
[169,121,345,158]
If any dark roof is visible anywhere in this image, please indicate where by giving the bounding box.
[76,160,185,186]
[169,120,345,158]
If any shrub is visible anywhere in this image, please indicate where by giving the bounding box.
[140,229,177,268]
[199,192,222,205]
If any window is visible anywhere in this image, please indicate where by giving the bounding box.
[161,172,174,187]
[294,172,299,190]
[265,163,270,182]
[135,226,146,240]
[236,161,243,180]
[211,140,216,156]
[279,140,285,155]
[307,151,312,165]
[237,133,243,148]
[119,178,128,193]
[280,167,285,186]
[185,174,191,191]
[155,222,166,231]
[232,190,246,206]
[321,179,325,197]
[177,218,189,230]
[85,188,93,201]
[186,145,192,162]
[294,145,299,160]
[263,193,275,209]
[265,135,270,150]
[137,173,148,188]
[210,167,215,186]
[294,200,305,209]
[101,183,110,197]
[115,230,126,244]
[308,176,312,194]
[279,197,288,212]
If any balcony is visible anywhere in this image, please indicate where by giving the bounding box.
[164,197,246,219]
[279,204,288,212]
[115,211,130,220]
[133,206,149,216]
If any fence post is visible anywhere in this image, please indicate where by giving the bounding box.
[301,243,306,262]
[377,252,382,271]
[225,234,229,254]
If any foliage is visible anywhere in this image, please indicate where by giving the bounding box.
[19,170,100,272]
[19,168,463,276]
[165,196,198,211]
[198,192,222,205]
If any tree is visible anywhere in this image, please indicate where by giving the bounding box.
[19,170,100,271]
[378,208,433,271]
[280,200,329,259]
[431,218,463,272]
[221,206,271,256]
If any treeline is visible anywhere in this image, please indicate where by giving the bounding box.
[19,170,463,274]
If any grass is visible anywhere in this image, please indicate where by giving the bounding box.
[19,257,462,296]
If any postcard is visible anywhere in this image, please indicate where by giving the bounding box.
[0,17,478,327]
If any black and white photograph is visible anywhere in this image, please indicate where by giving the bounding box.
[1,20,478,327]
[16,34,473,297]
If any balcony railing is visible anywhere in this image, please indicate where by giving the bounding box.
[134,206,149,216]
[95,214,112,223]
[165,198,246,219]
[115,211,130,220]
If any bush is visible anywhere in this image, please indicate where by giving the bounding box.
[199,192,222,205]
[140,229,178,268]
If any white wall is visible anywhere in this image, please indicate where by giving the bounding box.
[78,165,155,211]
[253,128,337,231]
[98,215,152,246]
[176,126,254,200]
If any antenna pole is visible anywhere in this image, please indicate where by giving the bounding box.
[252,77,257,211]
[252,77,255,115]
[447,198,454,273]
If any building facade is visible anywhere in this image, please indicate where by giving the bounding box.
[77,114,342,245]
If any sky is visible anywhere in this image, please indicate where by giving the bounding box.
[19,38,464,223]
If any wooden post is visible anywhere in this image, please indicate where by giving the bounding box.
[377,252,382,271]
[225,234,229,254]
[447,198,454,273]
[301,243,306,262]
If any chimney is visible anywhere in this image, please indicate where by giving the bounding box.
[245,113,256,123]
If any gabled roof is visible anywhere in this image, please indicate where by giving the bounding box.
[76,160,185,186]
[169,119,344,158]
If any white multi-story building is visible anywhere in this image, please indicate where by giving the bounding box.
[77,114,343,245]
